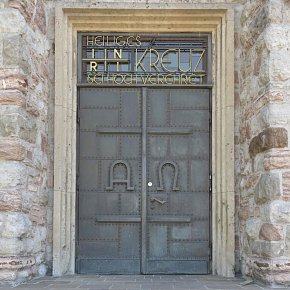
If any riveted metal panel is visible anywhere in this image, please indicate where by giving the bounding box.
[77,87,210,274]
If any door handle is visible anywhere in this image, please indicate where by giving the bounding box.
[150,197,167,205]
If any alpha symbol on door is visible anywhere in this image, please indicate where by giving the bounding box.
[106,160,134,191]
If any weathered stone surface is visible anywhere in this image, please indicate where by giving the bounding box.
[34,0,46,34]
[0,256,35,270]
[0,138,25,161]
[0,91,26,107]
[270,201,290,223]
[0,9,25,33]
[9,0,35,24]
[0,190,22,212]
[0,162,26,188]
[264,149,290,170]
[0,213,32,239]
[285,226,290,256]
[282,171,290,196]
[3,35,20,66]
[0,107,37,143]
[249,127,288,158]
[0,69,27,93]
[260,241,284,258]
[259,223,283,241]
[255,172,281,204]
[246,218,262,240]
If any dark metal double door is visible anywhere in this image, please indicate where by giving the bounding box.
[77,87,211,274]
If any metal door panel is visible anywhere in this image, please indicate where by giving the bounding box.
[146,260,208,274]
[148,90,168,127]
[79,259,140,274]
[77,87,210,274]
[79,241,119,258]
[190,133,210,157]
[145,88,210,274]
[79,221,119,240]
[77,88,142,274]
[120,91,141,127]
[169,242,209,258]
[190,160,209,191]
[170,89,209,108]
[149,137,168,158]
[170,110,209,130]
[80,108,119,130]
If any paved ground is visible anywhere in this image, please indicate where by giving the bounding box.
[0,275,288,290]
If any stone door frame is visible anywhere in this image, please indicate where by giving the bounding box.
[53,4,235,277]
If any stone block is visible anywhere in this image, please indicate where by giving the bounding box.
[264,149,290,170]
[0,213,32,239]
[0,69,27,93]
[0,91,26,107]
[0,162,27,189]
[0,9,25,33]
[3,34,20,66]
[33,0,46,34]
[270,51,290,81]
[246,218,262,240]
[0,238,33,256]
[0,138,25,161]
[255,172,281,204]
[0,107,37,143]
[0,190,22,211]
[259,223,283,241]
[260,241,284,258]
[249,127,288,158]
[283,172,290,198]
[9,0,35,24]
[0,256,35,270]
[285,226,290,256]
[270,200,290,223]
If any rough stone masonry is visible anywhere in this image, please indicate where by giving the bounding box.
[0,0,290,287]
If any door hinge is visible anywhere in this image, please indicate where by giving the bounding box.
[209,241,212,260]
[209,174,212,192]
[76,109,80,124]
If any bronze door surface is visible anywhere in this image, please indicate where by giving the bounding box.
[77,87,211,274]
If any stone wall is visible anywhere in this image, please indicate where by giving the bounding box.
[1,0,290,287]
[238,0,290,286]
[0,0,54,285]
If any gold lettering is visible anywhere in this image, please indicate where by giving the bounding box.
[157,74,165,84]
[86,36,94,46]
[114,74,123,84]
[135,49,147,72]
[148,74,157,84]
[127,36,135,47]
[140,74,150,84]
[135,36,142,47]
[114,49,123,72]
[161,49,177,73]
[87,73,94,83]
[165,74,174,84]
[178,49,191,73]
[95,36,104,46]
[116,36,126,46]
[90,61,98,71]
[149,49,160,72]
[193,49,205,72]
